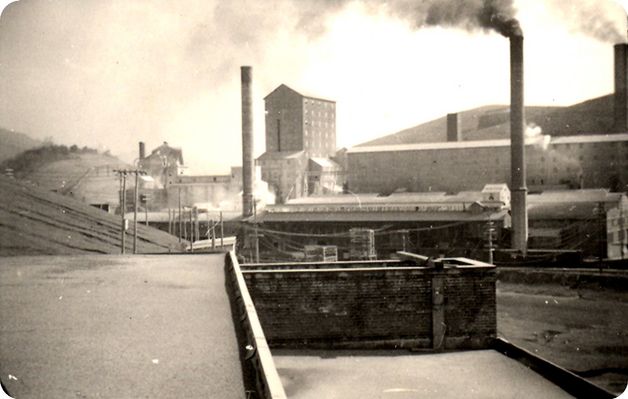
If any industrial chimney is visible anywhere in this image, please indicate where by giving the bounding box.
[446,113,461,142]
[510,34,528,255]
[139,141,145,161]
[614,43,628,132]
[241,66,254,218]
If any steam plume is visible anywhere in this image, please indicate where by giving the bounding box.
[545,0,627,43]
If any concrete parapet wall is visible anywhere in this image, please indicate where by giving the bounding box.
[242,261,496,350]
[225,252,287,399]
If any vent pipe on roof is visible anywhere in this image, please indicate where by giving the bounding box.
[510,34,528,255]
[614,43,628,132]
[446,113,461,142]
[241,66,254,218]
[139,142,145,160]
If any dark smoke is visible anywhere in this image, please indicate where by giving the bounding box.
[375,0,522,37]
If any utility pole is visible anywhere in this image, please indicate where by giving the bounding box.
[115,170,128,254]
[116,169,146,255]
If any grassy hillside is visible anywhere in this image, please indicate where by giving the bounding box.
[0,128,41,163]
[0,176,184,256]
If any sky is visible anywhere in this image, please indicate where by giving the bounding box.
[0,0,626,174]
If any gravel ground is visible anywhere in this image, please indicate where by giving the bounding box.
[497,281,628,395]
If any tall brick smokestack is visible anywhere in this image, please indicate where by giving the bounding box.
[241,66,254,218]
[139,141,145,160]
[446,113,461,142]
[614,43,628,132]
[510,34,527,254]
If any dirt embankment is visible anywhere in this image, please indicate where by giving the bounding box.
[0,176,183,255]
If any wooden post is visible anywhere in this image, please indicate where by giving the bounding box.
[195,207,200,242]
[220,211,224,248]
[178,187,182,243]
[167,208,171,234]
[432,270,445,350]
[211,219,216,249]
[189,208,193,249]
[133,171,139,254]
[121,172,127,254]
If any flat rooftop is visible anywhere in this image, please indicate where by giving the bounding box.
[0,254,244,398]
[273,349,575,399]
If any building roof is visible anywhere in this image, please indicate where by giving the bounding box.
[257,150,305,161]
[528,189,625,203]
[259,209,509,223]
[309,157,341,169]
[357,94,617,147]
[273,349,575,399]
[285,192,455,206]
[482,184,509,192]
[264,83,335,104]
[528,202,600,220]
[347,133,628,154]
[0,254,245,398]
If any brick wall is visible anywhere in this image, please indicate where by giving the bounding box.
[242,263,495,349]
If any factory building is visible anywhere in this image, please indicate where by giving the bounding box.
[257,184,512,261]
[255,186,627,262]
[346,43,628,195]
[139,141,186,189]
[258,84,341,203]
[347,133,628,194]
[134,142,272,214]
[527,189,628,260]
[264,84,336,158]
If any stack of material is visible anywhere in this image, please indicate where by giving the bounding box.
[349,228,376,260]
[304,245,338,262]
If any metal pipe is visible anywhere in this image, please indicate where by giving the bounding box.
[614,44,628,132]
[241,66,254,218]
[510,34,528,254]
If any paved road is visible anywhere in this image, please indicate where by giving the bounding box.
[273,349,574,399]
[0,254,244,398]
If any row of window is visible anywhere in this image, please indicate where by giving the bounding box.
[305,110,335,119]
[304,99,334,109]
[305,120,335,128]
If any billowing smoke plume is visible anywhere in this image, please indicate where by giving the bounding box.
[377,0,522,37]
[545,0,627,43]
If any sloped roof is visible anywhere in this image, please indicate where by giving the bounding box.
[257,150,305,161]
[528,202,599,220]
[347,133,628,154]
[309,157,340,169]
[264,83,335,103]
[259,209,508,223]
[528,189,624,203]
